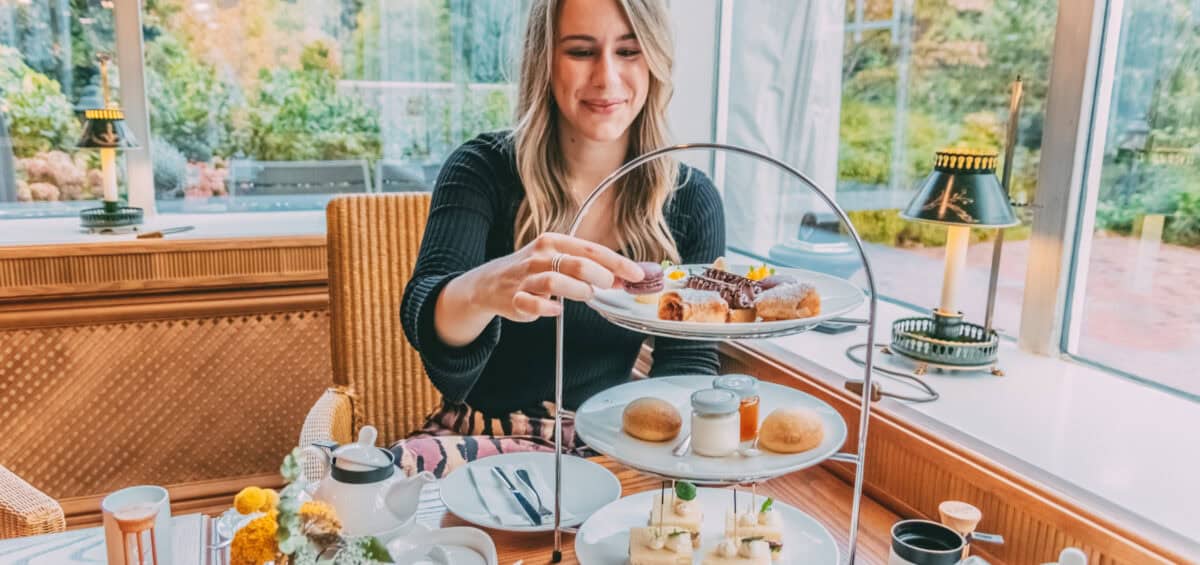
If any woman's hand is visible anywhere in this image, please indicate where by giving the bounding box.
[433,233,644,346]
[477,233,644,322]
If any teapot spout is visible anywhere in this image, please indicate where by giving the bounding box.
[384,470,436,521]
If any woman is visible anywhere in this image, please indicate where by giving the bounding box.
[395,0,724,477]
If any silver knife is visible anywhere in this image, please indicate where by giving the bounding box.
[491,466,542,526]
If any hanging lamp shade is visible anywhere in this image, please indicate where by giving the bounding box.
[902,150,1017,227]
[76,108,140,149]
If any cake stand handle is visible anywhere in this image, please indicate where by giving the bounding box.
[552,143,879,564]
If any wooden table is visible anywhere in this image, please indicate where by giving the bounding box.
[428,458,899,564]
[0,458,897,564]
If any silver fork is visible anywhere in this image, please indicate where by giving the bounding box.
[515,468,554,519]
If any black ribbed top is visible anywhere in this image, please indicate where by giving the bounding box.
[401,132,726,417]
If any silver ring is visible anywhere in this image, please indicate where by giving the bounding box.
[551,252,568,273]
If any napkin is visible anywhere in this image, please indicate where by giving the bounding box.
[467,463,573,526]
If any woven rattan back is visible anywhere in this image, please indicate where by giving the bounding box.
[326,194,438,445]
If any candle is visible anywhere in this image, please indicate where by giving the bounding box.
[939,225,970,315]
[100,147,118,203]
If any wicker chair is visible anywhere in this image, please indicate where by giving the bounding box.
[0,464,66,539]
[299,193,440,480]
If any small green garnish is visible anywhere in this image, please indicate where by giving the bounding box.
[760,497,774,513]
[674,480,697,501]
[741,536,765,544]
[667,530,689,538]
[660,259,674,268]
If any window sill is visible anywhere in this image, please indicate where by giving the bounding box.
[738,299,1198,554]
[0,210,326,246]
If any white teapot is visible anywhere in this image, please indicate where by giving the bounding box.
[303,426,435,539]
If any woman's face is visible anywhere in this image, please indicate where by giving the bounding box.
[552,0,651,144]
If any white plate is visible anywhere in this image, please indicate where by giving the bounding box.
[439,451,621,533]
[588,264,864,339]
[387,524,499,565]
[575,487,840,564]
[575,376,847,483]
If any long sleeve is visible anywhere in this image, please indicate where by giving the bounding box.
[401,138,508,403]
[649,169,726,377]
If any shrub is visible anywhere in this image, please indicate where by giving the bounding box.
[152,141,188,198]
[0,46,81,158]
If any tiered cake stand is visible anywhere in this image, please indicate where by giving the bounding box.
[548,143,880,564]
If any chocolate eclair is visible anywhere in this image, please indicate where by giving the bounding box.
[686,268,762,309]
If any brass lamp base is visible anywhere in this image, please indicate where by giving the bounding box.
[81,200,143,230]
[889,312,1003,376]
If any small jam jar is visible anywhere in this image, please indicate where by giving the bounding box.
[689,388,740,457]
[713,374,761,442]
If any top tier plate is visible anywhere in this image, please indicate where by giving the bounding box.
[586,264,865,341]
[575,376,848,484]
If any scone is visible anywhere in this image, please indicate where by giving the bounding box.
[701,537,772,565]
[649,492,703,547]
[724,508,784,560]
[623,397,682,442]
[759,408,825,454]
[629,527,693,565]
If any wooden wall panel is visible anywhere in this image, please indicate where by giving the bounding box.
[0,306,330,504]
[0,236,326,300]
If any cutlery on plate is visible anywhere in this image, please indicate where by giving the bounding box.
[672,433,691,456]
[491,467,543,526]
[514,468,554,519]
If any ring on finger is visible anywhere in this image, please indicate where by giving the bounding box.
[551,252,568,273]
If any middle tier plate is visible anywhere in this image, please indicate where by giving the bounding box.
[575,376,848,484]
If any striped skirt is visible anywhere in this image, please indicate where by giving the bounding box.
[388,401,593,478]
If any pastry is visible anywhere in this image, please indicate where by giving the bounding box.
[658,289,729,323]
[758,274,797,291]
[701,537,771,565]
[727,308,756,323]
[753,283,820,320]
[629,527,693,564]
[649,492,703,547]
[711,256,730,272]
[623,397,682,442]
[759,408,824,454]
[686,268,762,310]
[724,500,784,560]
[626,262,666,304]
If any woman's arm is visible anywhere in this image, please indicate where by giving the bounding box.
[649,170,726,377]
[403,138,646,402]
[401,140,508,402]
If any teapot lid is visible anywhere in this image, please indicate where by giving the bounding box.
[333,426,392,470]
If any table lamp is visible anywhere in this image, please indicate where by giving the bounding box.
[888,149,1018,375]
[77,53,142,231]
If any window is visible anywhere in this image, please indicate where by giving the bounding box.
[142,0,527,213]
[721,0,1057,336]
[1067,0,1200,399]
[0,1,122,218]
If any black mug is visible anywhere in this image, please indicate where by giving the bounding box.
[888,519,967,565]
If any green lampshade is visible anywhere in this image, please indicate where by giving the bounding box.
[76,108,139,149]
[902,150,1017,227]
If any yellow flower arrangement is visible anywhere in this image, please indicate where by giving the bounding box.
[231,510,279,565]
[225,450,392,564]
[234,486,278,515]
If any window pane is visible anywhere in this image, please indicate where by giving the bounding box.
[1069,0,1200,398]
[724,0,1056,336]
[144,0,528,213]
[0,2,121,219]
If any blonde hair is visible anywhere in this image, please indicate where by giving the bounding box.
[511,0,680,263]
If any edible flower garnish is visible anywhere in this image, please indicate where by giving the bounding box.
[661,259,687,281]
[746,264,776,281]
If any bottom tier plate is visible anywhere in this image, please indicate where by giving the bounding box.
[575,487,839,564]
